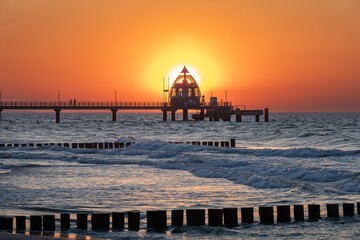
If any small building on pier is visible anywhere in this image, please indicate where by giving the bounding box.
[169,66,202,107]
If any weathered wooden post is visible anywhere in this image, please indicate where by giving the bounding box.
[326,204,339,218]
[230,139,235,147]
[91,213,110,230]
[171,210,183,226]
[223,208,238,227]
[241,207,254,223]
[186,209,205,226]
[343,203,354,216]
[208,209,223,227]
[16,216,26,231]
[128,211,140,230]
[259,206,274,224]
[308,204,321,220]
[30,215,42,231]
[77,213,88,230]
[277,205,291,222]
[146,210,167,229]
[293,205,304,221]
[112,212,125,229]
[0,216,13,230]
[61,213,70,229]
[43,215,55,231]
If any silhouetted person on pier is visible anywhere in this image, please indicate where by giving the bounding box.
[69,99,72,105]
[74,99,76,106]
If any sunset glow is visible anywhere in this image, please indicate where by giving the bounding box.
[0,0,359,111]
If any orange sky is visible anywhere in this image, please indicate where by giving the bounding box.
[0,0,359,112]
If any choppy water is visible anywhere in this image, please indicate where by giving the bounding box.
[0,112,359,239]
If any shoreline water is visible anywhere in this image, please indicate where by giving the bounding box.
[1,112,359,239]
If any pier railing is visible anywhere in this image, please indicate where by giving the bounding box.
[0,101,233,108]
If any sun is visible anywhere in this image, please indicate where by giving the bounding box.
[167,64,202,87]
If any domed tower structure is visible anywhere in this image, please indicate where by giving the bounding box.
[169,66,201,107]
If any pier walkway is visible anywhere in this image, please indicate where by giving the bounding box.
[0,101,268,123]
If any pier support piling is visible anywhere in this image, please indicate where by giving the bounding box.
[0,109,2,120]
[183,109,188,121]
[255,115,260,122]
[264,108,269,122]
[163,111,167,121]
[200,109,204,120]
[111,109,117,122]
[236,114,242,122]
[171,110,176,121]
[55,109,61,123]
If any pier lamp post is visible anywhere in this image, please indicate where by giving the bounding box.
[114,90,117,103]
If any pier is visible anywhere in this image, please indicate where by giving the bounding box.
[0,101,268,123]
[0,66,269,123]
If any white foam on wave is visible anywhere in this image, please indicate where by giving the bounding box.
[1,138,359,194]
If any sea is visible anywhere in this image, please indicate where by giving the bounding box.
[0,112,359,239]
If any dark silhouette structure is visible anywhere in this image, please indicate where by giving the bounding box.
[0,66,268,123]
[169,66,201,107]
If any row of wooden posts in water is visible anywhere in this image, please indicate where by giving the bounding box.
[0,139,236,149]
[1,202,359,232]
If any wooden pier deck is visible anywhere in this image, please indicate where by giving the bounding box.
[0,101,268,123]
